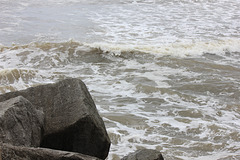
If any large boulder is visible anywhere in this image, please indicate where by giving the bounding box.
[0,143,100,160]
[0,96,43,147]
[121,149,164,160]
[0,78,110,159]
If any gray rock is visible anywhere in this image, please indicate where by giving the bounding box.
[121,149,164,160]
[0,143,100,160]
[0,78,110,159]
[0,96,43,147]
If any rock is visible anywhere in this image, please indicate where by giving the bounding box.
[0,78,111,159]
[121,149,164,160]
[0,149,1,160]
[0,143,100,160]
[0,96,43,147]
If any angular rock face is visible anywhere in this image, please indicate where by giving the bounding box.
[121,149,164,160]
[0,78,111,159]
[0,143,100,160]
[0,96,43,147]
[40,115,110,159]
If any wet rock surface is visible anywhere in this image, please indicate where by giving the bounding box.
[0,143,100,160]
[121,149,164,160]
[0,78,110,159]
[0,96,43,147]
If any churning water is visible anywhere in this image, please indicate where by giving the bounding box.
[0,0,240,159]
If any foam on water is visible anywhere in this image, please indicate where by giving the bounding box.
[0,41,240,159]
[1,0,240,46]
[86,38,240,57]
[88,0,240,44]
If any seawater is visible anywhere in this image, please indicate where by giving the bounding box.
[0,0,240,159]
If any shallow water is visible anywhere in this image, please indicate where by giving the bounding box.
[0,0,240,159]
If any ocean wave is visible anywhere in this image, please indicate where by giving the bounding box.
[0,38,240,159]
[1,38,239,58]
[0,68,65,93]
[0,68,38,84]
[85,38,240,57]
[0,68,39,93]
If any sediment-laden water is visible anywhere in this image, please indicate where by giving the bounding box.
[0,0,240,159]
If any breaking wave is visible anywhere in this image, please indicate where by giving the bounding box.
[1,38,240,57]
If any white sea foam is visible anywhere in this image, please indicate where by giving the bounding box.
[88,0,240,45]
[0,41,239,159]
[85,38,240,57]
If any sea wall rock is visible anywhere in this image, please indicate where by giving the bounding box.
[0,143,100,160]
[0,78,111,159]
[0,96,43,147]
[121,149,164,160]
